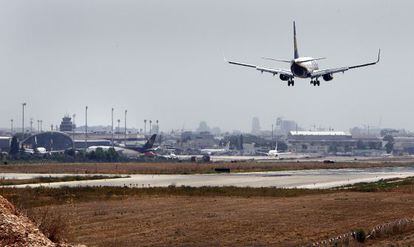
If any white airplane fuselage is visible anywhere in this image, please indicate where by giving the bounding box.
[290,57,319,78]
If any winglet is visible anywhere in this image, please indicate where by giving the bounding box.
[222,53,229,63]
[376,49,381,63]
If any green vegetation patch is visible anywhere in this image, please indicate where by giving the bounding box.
[342,176,414,192]
[0,175,125,186]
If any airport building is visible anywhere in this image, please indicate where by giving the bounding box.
[393,136,414,154]
[287,131,355,153]
[0,136,11,152]
[180,131,216,149]
[21,131,73,151]
[59,115,75,132]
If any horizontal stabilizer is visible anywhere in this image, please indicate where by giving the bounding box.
[296,57,326,63]
[261,57,291,63]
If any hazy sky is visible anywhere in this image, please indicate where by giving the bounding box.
[0,0,412,132]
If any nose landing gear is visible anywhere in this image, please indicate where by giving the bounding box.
[287,79,295,87]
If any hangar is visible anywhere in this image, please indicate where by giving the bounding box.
[21,131,73,151]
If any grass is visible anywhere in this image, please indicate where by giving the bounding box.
[26,206,70,243]
[341,176,414,192]
[0,161,414,175]
[1,176,414,209]
[2,177,414,246]
[0,175,126,186]
[0,185,331,209]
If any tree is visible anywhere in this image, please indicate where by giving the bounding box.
[94,147,106,161]
[106,148,120,162]
[383,135,394,154]
[9,136,20,157]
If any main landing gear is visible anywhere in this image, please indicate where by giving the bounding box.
[287,79,295,87]
[310,79,320,86]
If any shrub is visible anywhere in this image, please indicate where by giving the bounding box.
[354,229,366,243]
[29,207,69,243]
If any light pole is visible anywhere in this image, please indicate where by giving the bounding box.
[22,103,26,136]
[271,124,274,141]
[144,119,147,136]
[72,114,76,149]
[149,120,152,135]
[10,119,13,135]
[30,118,33,134]
[40,120,43,132]
[117,119,120,141]
[85,106,88,149]
[156,120,159,134]
[111,108,114,148]
[124,110,127,145]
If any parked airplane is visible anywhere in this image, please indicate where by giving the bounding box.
[125,134,158,153]
[200,142,230,155]
[267,143,290,157]
[24,147,48,155]
[226,21,380,86]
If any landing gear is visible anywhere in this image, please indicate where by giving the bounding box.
[310,79,320,86]
[287,80,295,87]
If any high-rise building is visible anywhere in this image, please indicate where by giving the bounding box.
[197,121,210,133]
[276,117,298,135]
[251,117,261,134]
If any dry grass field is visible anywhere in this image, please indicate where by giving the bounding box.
[16,192,414,246]
[1,179,414,246]
[2,161,414,245]
[0,160,413,174]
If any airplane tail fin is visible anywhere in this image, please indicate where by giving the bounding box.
[143,134,157,149]
[293,21,299,59]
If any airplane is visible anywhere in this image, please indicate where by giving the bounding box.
[23,147,48,155]
[124,134,158,153]
[266,144,298,159]
[200,142,230,155]
[225,21,380,86]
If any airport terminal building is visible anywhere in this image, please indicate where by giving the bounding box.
[287,131,355,153]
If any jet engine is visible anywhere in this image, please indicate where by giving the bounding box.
[322,74,333,81]
[279,74,289,81]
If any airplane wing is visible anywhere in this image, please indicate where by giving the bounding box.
[311,49,380,78]
[226,59,293,78]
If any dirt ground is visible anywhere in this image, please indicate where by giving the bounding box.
[0,160,413,174]
[30,191,414,246]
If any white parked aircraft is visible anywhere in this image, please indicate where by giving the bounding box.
[226,21,380,86]
[200,142,230,155]
[267,144,290,157]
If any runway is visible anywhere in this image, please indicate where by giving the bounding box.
[3,166,414,189]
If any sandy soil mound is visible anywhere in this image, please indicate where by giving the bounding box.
[0,195,81,247]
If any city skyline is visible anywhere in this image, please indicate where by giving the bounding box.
[0,109,403,134]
